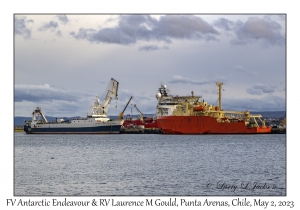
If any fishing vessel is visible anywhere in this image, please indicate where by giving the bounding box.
[24,78,123,134]
[156,82,272,134]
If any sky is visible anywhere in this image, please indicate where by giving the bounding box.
[14,14,286,118]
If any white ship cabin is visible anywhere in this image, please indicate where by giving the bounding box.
[155,84,201,117]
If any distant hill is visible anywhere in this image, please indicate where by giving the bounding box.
[14,116,80,126]
[250,111,286,119]
[14,111,285,126]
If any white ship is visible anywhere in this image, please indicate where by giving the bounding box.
[24,78,123,134]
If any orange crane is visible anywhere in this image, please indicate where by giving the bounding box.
[118,96,133,121]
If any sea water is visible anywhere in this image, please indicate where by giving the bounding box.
[14,133,286,196]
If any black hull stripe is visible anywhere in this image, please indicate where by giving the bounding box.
[24,125,122,134]
[26,132,120,134]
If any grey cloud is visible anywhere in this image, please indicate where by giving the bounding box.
[235,65,246,72]
[214,18,234,31]
[246,83,276,95]
[235,65,260,79]
[57,15,69,24]
[16,99,91,118]
[169,76,212,85]
[70,15,219,45]
[139,45,159,51]
[15,84,83,102]
[231,17,285,46]
[155,15,219,40]
[14,16,33,38]
[39,21,59,31]
[56,30,62,37]
[70,28,96,39]
[277,14,286,21]
[138,44,169,51]
[223,95,285,111]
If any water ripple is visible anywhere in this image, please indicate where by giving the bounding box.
[14,133,286,196]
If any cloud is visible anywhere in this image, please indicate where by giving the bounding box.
[14,16,33,38]
[169,75,212,85]
[277,14,286,21]
[14,99,91,117]
[56,15,69,24]
[39,21,59,31]
[223,95,285,111]
[231,17,285,46]
[155,15,219,40]
[70,15,219,45]
[14,84,83,102]
[56,30,62,37]
[214,18,234,31]
[235,65,246,73]
[246,83,276,95]
[234,65,260,80]
[138,44,169,51]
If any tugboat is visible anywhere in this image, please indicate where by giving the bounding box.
[156,82,272,134]
[24,78,123,134]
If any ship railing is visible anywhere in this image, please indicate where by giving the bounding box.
[72,117,88,120]
[223,110,246,115]
[36,121,72,124]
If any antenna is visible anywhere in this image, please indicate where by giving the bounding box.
[216,82,223,110]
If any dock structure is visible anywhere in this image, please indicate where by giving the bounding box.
[14,126,24,132]
[271,126,286,134]
[271,116,286,134]
[120,127,161,134]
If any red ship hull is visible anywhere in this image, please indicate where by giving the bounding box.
[157,116,271,134]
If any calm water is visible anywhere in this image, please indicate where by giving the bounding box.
[14,133,286,196]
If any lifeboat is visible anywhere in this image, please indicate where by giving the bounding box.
[193,105,205,111]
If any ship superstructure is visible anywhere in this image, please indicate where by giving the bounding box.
[24,78,123,134]
[156,82,271,134]
[156,84,201,117]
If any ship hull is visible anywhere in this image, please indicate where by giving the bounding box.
[157,116,271,134]
[24,124,122,134]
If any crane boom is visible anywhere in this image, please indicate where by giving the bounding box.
[88,78,119,116]
[133,104,144,119]
[118,96,133,121]
[101,78,119,114]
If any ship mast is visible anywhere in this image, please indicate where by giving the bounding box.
[216,82,223,110]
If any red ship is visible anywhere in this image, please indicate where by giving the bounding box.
[156,82,271,134]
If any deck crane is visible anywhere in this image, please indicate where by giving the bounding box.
[32,107,48,122]
[88,78,119,116]
[133,104,144,120]
[118,96,133,121]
